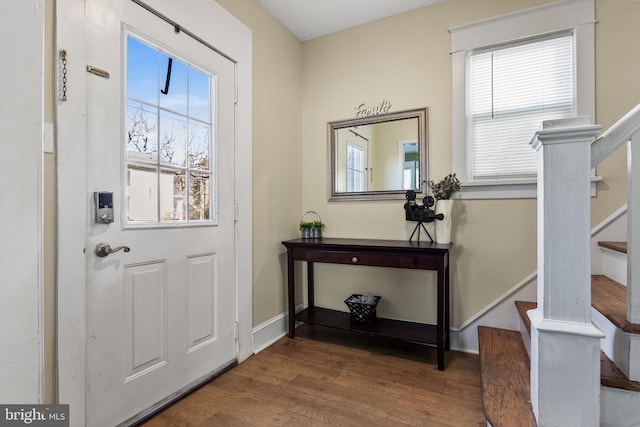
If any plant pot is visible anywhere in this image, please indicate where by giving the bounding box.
[435,199,454,244]
[301,228,311,239]
[312,227,322,239]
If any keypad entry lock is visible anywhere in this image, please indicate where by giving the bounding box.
[94,191,114,224]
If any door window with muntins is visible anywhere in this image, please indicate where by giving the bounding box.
[126,33,215,224]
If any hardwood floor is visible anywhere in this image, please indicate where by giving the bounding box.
[141,325,485,426]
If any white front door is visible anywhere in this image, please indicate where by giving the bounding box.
[84,1,236,425]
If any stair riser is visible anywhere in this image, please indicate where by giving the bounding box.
[592,308,640,381]
[601,247,628,286]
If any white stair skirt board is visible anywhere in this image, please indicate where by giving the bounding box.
[601,386,640,427]
[451,272,537,353]
[592,307,640,382]
[601,246,628,286]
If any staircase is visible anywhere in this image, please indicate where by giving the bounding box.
[479,267,640,426]
[478,105,640,426]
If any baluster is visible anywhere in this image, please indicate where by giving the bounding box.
[628,133,640,323]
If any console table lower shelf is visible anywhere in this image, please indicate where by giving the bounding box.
[296,307,438,344]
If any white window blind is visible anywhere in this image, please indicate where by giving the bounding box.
[468,34,575,179]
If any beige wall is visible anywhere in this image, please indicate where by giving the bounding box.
[300,0,639,325]
[592,0,640,222]
[214,0,303,326]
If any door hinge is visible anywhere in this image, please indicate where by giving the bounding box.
[234,203,239,222]
[234,322,239,339]
[234,86,238,104]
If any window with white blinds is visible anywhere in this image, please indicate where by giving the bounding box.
[467,34,575,180]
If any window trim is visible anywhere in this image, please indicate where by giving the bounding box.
[450,0,595,199]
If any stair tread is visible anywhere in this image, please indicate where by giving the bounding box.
[516,300,640,392]
[478,326,536,427]
[592,274,640,334]
[515,301,536,336]
[598,241,628,254]
[601,352,640,392]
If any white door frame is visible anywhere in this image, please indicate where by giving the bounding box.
[0,0,45,404]
[56,1,252,425]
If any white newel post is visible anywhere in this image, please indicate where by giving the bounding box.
[628,133,640,324]
[529,117,604,426]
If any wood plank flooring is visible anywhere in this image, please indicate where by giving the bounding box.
[141,325,485,427]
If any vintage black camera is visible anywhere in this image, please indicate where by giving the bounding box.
[403,190,443,242]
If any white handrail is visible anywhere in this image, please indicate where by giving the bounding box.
[592,103,640,167]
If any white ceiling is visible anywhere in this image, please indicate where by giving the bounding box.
[256,0,445,41]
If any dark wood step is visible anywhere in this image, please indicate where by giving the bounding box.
[515,301,536,337]
[592,274,640,334]
[478,326,536,427]
[515,299,640,392]
[601,352,640,392]
[598,241,627,254]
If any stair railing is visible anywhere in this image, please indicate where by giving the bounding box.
[591,103,640,324]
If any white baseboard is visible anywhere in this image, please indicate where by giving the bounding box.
[252,303,304,354]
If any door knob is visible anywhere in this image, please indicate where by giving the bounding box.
[95,242,130,257]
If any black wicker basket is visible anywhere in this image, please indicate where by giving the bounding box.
[344,294,381,325]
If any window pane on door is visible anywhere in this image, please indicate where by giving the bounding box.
[189,172,210,221]
[188,122,210,170]
[127,102,158,161]
[126,32,214,225]
[158,52,188,115]
[159,110,187,167]
[160,169,186,222]
[126,37,159,104]
[127,166,159,222]
[189,68,210,122]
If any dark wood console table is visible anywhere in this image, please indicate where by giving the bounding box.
[282,237,452,370]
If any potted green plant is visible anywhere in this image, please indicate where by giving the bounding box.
[428,173,461,244]
[311,220,325,238]
[299,211,324,239]
[299,221,314,239]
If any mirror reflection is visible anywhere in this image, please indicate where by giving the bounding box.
[329,108,428,201]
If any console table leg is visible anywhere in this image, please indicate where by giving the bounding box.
[445,260,451,351]
[287,249,295,338]
[437,264,445,371]
[308,261,315,309]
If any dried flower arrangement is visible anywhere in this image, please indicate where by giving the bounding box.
[428,173,461,200]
